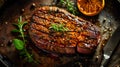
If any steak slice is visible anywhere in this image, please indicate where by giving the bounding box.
[29,6,101,54]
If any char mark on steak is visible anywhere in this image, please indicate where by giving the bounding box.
[29,6,101,54]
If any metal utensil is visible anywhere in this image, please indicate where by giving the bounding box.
[0,54,14,67]
[100,26,120,67]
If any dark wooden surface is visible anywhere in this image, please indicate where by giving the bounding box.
[0,0,120,67]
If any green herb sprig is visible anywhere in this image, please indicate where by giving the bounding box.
[49,23,69,32]
[59,0,78,15]
[12,16,35,63]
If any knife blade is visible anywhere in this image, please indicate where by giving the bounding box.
[0,54,14,67]
[100,26,120,67]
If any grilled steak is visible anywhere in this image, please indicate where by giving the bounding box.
[29,6,101,54]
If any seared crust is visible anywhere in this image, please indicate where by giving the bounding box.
[29,6,101,54]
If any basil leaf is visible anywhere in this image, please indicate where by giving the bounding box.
[13,39,24,50]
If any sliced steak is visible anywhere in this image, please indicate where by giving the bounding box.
[29,6,101,54]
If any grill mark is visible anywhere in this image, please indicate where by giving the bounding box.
[35,38,50,46]
[30,33,52,49]
[32,30,68,48]
[34,10,82,28]
[30,29,59,46]
[33,14,61,24]
[45,11,85,26]
[31,26,73,47]
[31,30,49,39]
[34,13,51,21]
[31,23,49,33]
[35,10,86,31]
[31,26,80,46]
[33,13,77,30]
[37,6,92,28]
[32,15,49,26]
[31,22,80,34]
[32,21,49,29]
[30,27,49,35]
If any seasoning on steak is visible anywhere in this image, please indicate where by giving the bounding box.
[29,6,101,54]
